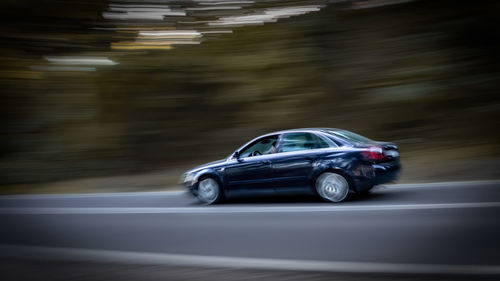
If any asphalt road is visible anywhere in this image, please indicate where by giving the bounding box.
[1,181,500,278]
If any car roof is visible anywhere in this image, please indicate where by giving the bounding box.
[267,128,342,135]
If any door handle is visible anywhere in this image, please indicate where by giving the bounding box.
[261,160,271,165]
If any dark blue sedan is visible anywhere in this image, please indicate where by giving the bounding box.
[182,128,401,204]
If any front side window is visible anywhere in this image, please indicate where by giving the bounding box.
[239,135,279,157]
[280,133,327,153]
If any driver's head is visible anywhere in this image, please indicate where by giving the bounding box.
[269,141,277,154]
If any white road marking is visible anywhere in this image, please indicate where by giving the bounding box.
[1,244,499,275]
[1,201,500,215]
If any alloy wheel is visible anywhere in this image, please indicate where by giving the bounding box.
[197,177,220,204]
[316,172,349,203]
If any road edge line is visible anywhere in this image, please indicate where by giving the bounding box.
[1,244,499,275]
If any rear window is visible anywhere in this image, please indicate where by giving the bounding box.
[325,129,374,144]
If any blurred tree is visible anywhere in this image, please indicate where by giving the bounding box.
[1,0,499,185]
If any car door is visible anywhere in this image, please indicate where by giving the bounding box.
[223,135,279,196]
[271,132,325,194]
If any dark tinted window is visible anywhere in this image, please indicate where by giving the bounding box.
[325,129,373,144]
[316,135,331,148]
[280,133,326,152]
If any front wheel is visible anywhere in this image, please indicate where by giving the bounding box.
[197,177,223,204]
[315,172,350,203]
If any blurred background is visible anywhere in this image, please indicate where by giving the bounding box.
[1,0,499,193]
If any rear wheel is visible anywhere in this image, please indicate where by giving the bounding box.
[197,177,223,204]
[315,172,350,203]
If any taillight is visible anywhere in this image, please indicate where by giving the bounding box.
[362,146,385,160]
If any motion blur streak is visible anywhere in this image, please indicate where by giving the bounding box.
[138,31,202,38]
[30,66,97,72]
[103,4,186,20]
[110,43,173,50]
[44,57,118,66]
[209,5,323,26]
[102,1,326,52]
[186,6,243,11]
[199,1,255,5]
[351,0,414,10]
[201,30,233,34]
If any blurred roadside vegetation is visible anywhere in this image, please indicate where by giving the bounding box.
[1,0,499,193]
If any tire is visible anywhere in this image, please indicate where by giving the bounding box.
[315,172,350,203]
[197,177,223,204]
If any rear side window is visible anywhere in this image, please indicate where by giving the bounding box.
[323,135,343,147]
[280,133,328,152]
[326,130,373,144]
[316,135,331,148]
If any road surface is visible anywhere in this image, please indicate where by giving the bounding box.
[1,181,500,280]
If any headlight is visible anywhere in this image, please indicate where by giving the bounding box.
[183,173,195,184]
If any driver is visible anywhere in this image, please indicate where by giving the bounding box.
[268,141,277,154]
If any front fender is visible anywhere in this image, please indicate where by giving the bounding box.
[188,168,224,190]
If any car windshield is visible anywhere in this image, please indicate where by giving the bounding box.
[324,129,374,144]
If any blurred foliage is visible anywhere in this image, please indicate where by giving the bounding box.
[1,0,500,185]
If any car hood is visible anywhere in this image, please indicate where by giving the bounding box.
[186,159,228,174]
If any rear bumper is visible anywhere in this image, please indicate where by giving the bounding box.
[373,162,401,185]
[353,160,401,192]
